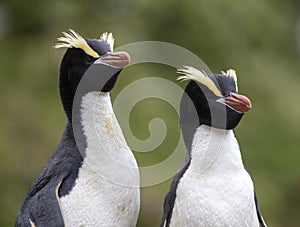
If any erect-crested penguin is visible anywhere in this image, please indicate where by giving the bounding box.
[161,66,266,227]
[15,30,140,227]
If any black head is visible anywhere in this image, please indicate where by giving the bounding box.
[178,67,252,150]
[55,30,130,122]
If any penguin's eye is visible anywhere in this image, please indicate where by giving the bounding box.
[84,56,96,65]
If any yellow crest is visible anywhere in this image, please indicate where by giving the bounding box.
[54,29,115,58]
[177,66,222,97]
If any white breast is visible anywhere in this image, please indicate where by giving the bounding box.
[60,92,140,227]
[170,125,259,227]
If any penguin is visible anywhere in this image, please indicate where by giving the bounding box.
[15,30,140,227]
[160,66,266,227]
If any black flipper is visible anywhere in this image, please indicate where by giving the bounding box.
[15,173,66,227]
[15,124,83,227]
[28,180,65,227]
[255,192,267,227]
[160,158,191,227]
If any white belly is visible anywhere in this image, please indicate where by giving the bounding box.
[60,161,140,227]
[170,170,259,227]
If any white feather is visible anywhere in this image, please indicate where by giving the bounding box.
[221,68,238,92]
[100,32,115,51]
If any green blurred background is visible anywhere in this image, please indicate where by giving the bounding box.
[1,0,300,226]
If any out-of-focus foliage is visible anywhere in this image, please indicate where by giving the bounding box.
[0,0,299,226]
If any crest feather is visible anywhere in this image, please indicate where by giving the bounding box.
[54,29,100,58]
[177,66,222,97]
[221,68,238,92]
[100,32,114,51]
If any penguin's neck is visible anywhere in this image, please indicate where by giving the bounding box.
[80,91,129,155]
[78,91,139,187]
[189,124,245,174]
